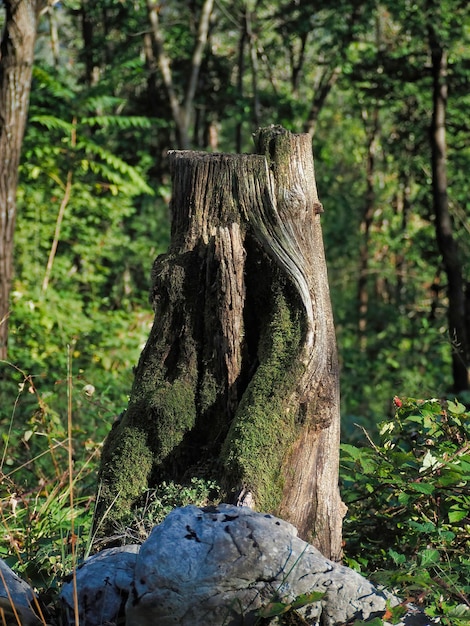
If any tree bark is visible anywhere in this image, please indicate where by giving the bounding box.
[428,28,469,392]
[0,0,43,361]
[96,126,345,561]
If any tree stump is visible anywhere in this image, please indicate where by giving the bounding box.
[96,126,345,561]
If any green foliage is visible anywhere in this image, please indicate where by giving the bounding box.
[114,477,222,545]
[8,60,169,440]
[1,0,470,620]
[6,0,468,445]
[341,397,470,624]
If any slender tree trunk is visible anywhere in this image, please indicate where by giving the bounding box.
[428,29,469,392]
[96,127,345,561]
[245,11,260,128]
[394,171,411,309]
[290,30,308,95]
[80,0,96,86]
[357,107,379,350]
[145,0,214,149]
[235,12,247,153]
[0,0,43,361]
[303,66,341,138]
[303,3,361,138]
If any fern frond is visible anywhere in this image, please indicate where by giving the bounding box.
[82,116,153,130]
[30,115,75,134]
[120,57,145,71]
[32,66,75,101]
[78,140,154,196]
[83,96,126,113]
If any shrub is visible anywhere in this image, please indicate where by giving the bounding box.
[341,396,470,624]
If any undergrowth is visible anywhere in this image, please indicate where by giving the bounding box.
[341,395,470,625]
[1,358,470,625]
[0,361,100,596]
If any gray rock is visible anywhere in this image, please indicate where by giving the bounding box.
[126,504,393,626]
[60,544,139,626]
[0,559,42,625]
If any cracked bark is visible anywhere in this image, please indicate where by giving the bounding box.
[97,126,345,561]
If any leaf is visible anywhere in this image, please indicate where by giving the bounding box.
[256,601,291,618]
[77,140,154,195]
[448,604,470,617]
[448,506,468,523]
[82,115,154,130]
[418,548,440,566]
[340,443,361,460]
[408,481,435,494]
[291,591,325,608]
[256,591,325,618]
[447,399,466,415]
[29,115,75,134]
[32,66,75,101]
[388,548,406,565]
[359,456,376,473]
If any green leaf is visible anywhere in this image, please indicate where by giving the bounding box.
[256,601,291,618]
[30,115,75,134]
[340,443,361,460]
[388,548,406,565]
[447,399,467,415]
[408,481,435,494]
[291,591,325,608]
[359,456,376,473]
[418,549,440,567]
[82,115,154,130]
[448,507,468,523]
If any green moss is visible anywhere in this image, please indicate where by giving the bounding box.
[96,366,199,532]
[98,425,153,526]
[199,370,219,414]
[222,277,305,511]
[146,378,198,459]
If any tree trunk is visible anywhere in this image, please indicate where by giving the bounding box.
[428,29,469,392]
[145,0,214,149]
[0,0,43,361]
[357,107,379,350]
[96,126,345,561]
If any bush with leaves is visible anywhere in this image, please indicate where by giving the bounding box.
[341,396,470,624]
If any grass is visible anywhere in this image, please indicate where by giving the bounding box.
[0,355,102,624]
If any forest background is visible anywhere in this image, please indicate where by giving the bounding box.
[0,0,469,622]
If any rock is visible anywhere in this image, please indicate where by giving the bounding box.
[0,559,43,626]
[60,545,139,626]
[2,507,438,626]
[126,504,396,626]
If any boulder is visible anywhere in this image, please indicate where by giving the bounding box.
[5,505,438,626]
[0,559,42,626]
[125,504,417,626]
[60,544,139,626]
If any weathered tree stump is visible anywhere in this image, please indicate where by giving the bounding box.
[96,126,345,561]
